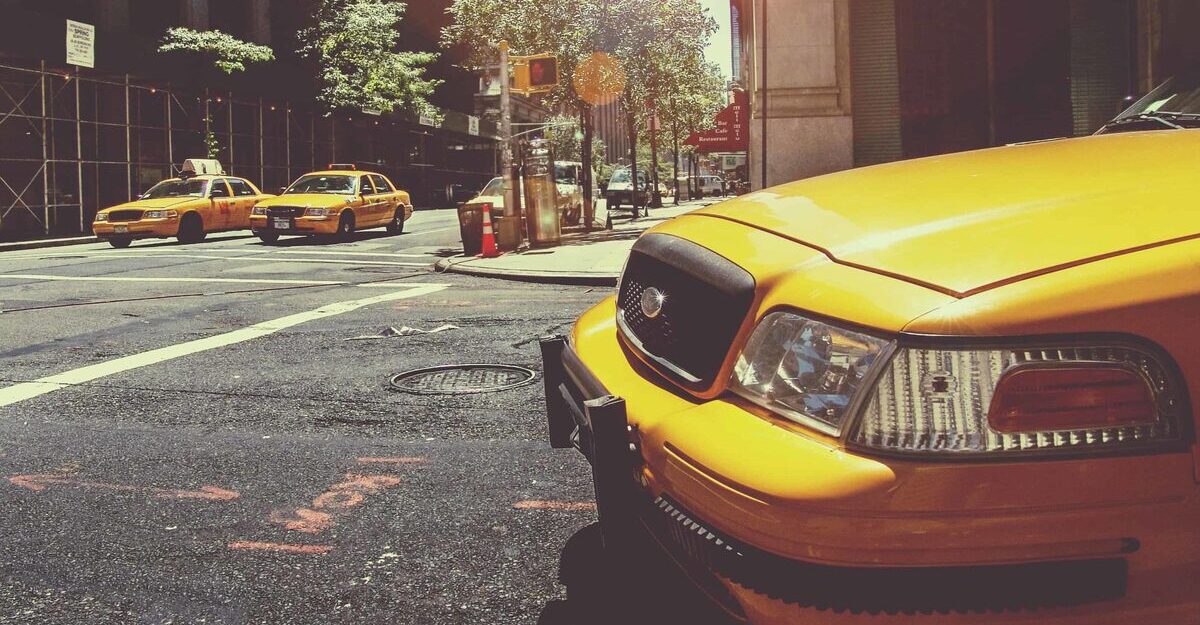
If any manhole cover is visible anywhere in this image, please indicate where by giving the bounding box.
[389,364,537,395]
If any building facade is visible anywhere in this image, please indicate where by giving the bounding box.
[734,0,1200,189]
[0,0,499,242]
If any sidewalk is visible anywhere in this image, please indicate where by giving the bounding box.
[434,199,721,285]
[0,235,98,253]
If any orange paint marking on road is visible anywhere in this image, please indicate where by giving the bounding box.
[513,500,598,511]
[269,473,403,535]
[228,541,333,555]
[7,474,239,502]
[356,456,426,465]
[269,508,334,534]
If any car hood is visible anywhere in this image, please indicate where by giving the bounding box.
[695,131,1200,297]
[101,197,198,212]
[257,193,353,208]
[465,194,505,209]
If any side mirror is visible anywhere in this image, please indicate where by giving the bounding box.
[278,186,287,194]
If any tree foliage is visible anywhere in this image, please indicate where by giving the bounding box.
[299,0,441,116]
[544,114,606,172]
[159,28,275,74]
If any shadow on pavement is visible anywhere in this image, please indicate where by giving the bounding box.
[538,523,735,625]
[257,231,402,247]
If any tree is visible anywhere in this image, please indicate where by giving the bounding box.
[443,0,722,224]
[544,114,606,175]
[159,28,274,74]
[299,0,441,116]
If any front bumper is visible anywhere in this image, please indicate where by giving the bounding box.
[93,219,178,239]
[539,332,1185,623]
[250,214,339,235]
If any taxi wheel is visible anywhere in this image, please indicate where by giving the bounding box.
[336,212,356,241]
[177,213,207,244]
[256,232,280,244]
[108,237,132,249]
[386,207,405,234]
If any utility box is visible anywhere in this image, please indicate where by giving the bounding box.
[523,139,561,248]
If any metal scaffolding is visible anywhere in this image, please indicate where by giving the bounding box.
[0,59,498,242]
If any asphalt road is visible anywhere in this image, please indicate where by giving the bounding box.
[0,209,727,625]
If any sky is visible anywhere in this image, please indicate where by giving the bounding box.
[701,0,733,81]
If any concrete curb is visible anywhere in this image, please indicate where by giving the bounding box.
[434,257,619,287]
[0,236,99,253]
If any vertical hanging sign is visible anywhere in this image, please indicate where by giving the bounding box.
[468,115,480,137]
[66,20,95,68]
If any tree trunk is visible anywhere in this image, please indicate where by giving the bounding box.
[649,103,661,208]
[627,107,639,217]
[581,104,595,231]
[672,126,680,206]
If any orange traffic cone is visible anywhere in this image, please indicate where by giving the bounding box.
[479,202,500,258]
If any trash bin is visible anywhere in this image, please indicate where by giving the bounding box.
[457,203,482,256]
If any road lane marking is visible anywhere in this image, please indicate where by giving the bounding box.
[228,541,333,555]
[513,500,598,511]
[0,252,430,266]
[0,274,344,286]
[134,249,437,259]
[7,474,240,502]
[0,283,450,407]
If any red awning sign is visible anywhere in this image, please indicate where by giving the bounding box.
[684,91,748,153]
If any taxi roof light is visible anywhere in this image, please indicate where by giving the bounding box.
[328,163,356,171]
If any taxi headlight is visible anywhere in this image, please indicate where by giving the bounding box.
[94,213,107,222]
[143,210,177,219]
[252,206,268,216]
[730,312,890,435]
[304,207,332,217]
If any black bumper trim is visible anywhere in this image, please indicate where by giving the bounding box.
[645,496,1129,615]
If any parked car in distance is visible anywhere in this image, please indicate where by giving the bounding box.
[693,174,725,197]
[542,106,1200,622]
[92,160,272,248]
[249,165,411,244]
[605,167,651,215]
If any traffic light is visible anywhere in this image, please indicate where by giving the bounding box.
[513,54,559,94]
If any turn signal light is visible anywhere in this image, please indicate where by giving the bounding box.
[988,366,1156,433]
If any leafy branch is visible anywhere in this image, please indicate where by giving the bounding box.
[159,28,275,74]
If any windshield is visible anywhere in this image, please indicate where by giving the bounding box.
[554,164,578,185]
[1102,74,1200,132]
[479,177,504,196]
[610,169,645,184]
[285,175,357,195]
[141,179,207,199]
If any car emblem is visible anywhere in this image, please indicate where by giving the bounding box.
[640,287,666,319]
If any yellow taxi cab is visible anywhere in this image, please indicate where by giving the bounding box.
[92,160,272,248]
[541,79,1200,624]
[249,165,412,244]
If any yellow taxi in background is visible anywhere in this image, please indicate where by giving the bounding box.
[249,165,412,244]
[92,160,272,248]
[542,129,1200,621]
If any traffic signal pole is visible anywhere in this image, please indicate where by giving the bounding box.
[499,40,519,247]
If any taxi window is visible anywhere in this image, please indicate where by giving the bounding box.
[227,179,256,196]
[141,179,207,199]
[360,176,376,194]
[370,174,393,193]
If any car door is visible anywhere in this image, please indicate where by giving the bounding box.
[370,174,396,225]
[226,178,258,229]
[356,175,377,223]
[207,179,234,230]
